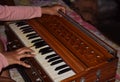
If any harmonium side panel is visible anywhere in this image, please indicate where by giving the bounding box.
[27,14,118,82]
[62,56,118,82]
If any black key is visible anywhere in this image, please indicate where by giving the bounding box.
[26,33,37,37]
[20,26,32,30]
[45,54,57,59]
[16,21,27,27]
[40,47,52,51]
[39,47,53,54]
[58,68,71,75]
[48,56,61,62]
[26,33,39,39]
[55,64,68,71]
[41,49,53,54]
[22,28,33,32]
[33,40,45,45]
[31,38,43,43]
[50,59,63,65]
[34,41,47,48]
[28,35,39,39]
[23,29,34,33]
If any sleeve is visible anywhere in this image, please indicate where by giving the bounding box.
[0,5,42,21]
[0,53,8,71]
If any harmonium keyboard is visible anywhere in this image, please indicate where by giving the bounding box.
[5,11,118,82]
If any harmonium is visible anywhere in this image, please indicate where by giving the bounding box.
[5,10,118,82]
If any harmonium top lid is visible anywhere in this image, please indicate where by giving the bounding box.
[27,10,118,72]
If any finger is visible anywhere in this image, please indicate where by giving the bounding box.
[18,61,31,68]
[16,47,27,51]
[17,48,34,54]
[19,54,35,59]
[17,47,33,52]
[59,7,66,13]
[57,7,66,17]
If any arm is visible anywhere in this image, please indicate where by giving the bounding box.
[0,5,42,21]
[0,53,8,72]
[0,5,65,21]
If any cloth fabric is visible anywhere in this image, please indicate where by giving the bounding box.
[0,5,42,21]
[0,53,8,71]
[0,26,8,72]
[0,25,7,51]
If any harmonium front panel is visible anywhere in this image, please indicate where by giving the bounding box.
[6,12,118,82]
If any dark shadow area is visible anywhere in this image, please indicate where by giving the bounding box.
[96,0,120,45]
[63,0,120,46]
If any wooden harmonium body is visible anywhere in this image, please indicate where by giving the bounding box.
[6,12,118,82]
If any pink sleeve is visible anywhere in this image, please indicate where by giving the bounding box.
[0,5,42,21]
[0,53,8,71]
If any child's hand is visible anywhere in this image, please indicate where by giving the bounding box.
[3,47,35,68]
[41,5,66,16]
